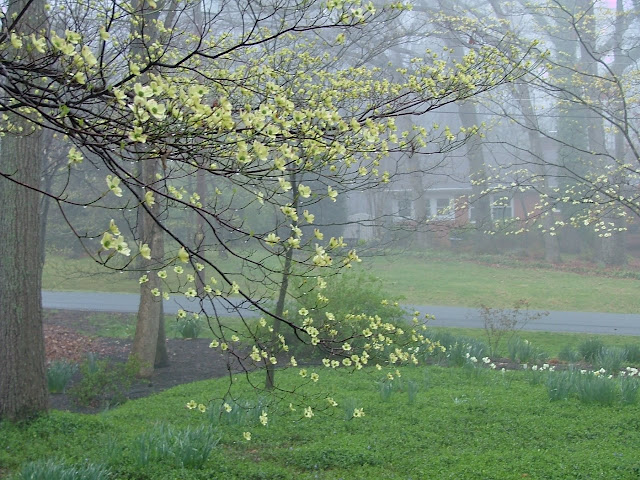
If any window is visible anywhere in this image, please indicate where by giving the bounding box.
[490,195,514,220]
[435,197,454,219]
[397,194,412,218]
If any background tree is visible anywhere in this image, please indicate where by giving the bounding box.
[437,0,640,263]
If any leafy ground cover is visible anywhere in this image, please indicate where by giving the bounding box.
[43,251,640,313]
[3,310,638,479]
[2,365,640,479]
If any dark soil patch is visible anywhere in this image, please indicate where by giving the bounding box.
[44,310,236,414]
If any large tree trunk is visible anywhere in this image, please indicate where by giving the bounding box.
[0,0,49,421]
[0,129,48,420]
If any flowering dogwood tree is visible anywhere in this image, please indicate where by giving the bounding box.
[0,0,536,420]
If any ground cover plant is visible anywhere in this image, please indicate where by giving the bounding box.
[2,363,640,480]
[12,310,640,478]
[42,251,640,313]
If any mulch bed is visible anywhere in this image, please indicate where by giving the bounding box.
[44,310,235,413]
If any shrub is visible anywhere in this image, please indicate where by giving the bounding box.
[274,271,406,360]
[16,459,110,480]
[68,356,140,408]
[479,300,548,357]
[577,338,604,363]
[47,360,78,394]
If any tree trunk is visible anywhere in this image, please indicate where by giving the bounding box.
[128,0,167,376]
[514,84,561,263]
[458,101,492,253]
[131,156,166,376]
[265,174,298,390]
[195,167,207,296]
[0,117,48,420]
[0,0,49,421]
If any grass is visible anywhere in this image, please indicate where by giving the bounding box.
[42,250,279,297]
[2,366,640,479]
[362,252,640,312]
[43,251,640,313]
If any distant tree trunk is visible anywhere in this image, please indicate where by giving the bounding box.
[265,174,298,390]
[0,0,49,421]
[595,0,627,266]
[265,244,293,391]
[458,101,492,253]
[195,168,207,296]
[131,155,167,376]
[513,83,560,263]
[39,130,58,267]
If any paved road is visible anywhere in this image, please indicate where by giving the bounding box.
[42,291,640,336]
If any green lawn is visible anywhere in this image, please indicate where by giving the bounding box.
[2,365,640,479]
[361,253,640,313]
[43,251,640,313]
